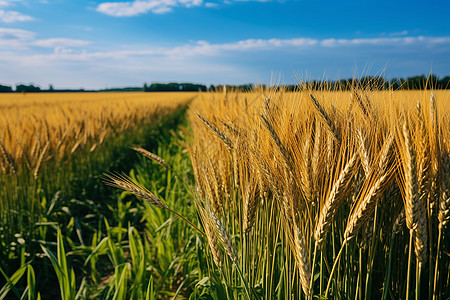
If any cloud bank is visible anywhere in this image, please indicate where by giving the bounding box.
[1,29,449,88]
[97,0,203,16]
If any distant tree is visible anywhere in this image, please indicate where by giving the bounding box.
[0,84,13,93]
[15,84,41,93]
[145,82,207,92]
[404,75,426,89]
[439,76,450,89]
[390,78,400,90]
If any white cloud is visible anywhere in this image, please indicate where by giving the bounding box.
[163,38,320,57]
[0,27,34,39]
[390,30,408,37]
[0,9,33,22]
[179,0,202,7]
[3,34,448,60]
[152,5,173,13]
[96,0,202,16]
[0,27,34,48]
[320,36,450,47]
[96,0,273,15]
[2,32,449,58]
[233,0,271,2]
[0,27,90,51]
[33,38,91,48]
[0,0,21,6]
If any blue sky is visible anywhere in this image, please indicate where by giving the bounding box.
[0,0,449,89]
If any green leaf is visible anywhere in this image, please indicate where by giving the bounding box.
[27,265,36,300]
[0,264,28,299]
[84,237,109,266]
[41,228,76,300]
[145,276,155,300]
[112,264,129,300]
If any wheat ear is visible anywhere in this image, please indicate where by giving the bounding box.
[260,114,293,175]
[299,135,313,203]
[438,151,450,227]
[195,113,232,151]
[314,152,357,248]
[356,127,370,176]
[33,142,49,179]
[392,207,406,236]
[208,211,238,265]
[104,173,168,209]
[401,120,428,263]
[311,120,322,201]
[352,90,371,120]
[0,140,16,174]
[243,176,259,233]
[292,223,311,297]
[131,146,169,168]
[105,173,206,236]
[309,94,340,144]
[344,174,388,241]
[198,206,223,268]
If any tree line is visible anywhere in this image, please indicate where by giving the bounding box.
[1,75,449,93]
[288,75,450,91]
[143,82,207,92]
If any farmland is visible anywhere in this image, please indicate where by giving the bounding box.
[0,87,450,299]
[0,92,195,298]
[186,88,450,299]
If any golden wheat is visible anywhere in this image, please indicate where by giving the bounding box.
[188,88,450,298]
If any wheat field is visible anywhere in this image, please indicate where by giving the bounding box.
[0,92,194,174]
[183,87,450,299]
[1,87,449,299]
